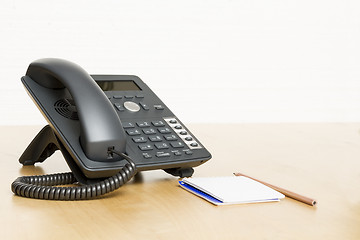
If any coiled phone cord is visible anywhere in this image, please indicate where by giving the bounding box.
[11,150,137,200]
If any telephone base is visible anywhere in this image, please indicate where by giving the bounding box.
[19,125,105,184]
[164,167,194,178]
[19,125,195,184]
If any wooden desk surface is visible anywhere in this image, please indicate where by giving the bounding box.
[1,124,360,239]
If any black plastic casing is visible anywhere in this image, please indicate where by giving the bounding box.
[22,74,211,178]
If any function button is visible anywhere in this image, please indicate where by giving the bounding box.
[170,142,185,148]
[156,152,171,158]
[174,151,182,156]
[143,128,156,135]
[190,142,199,147]
[152,120,165,127]
[132,136,147,143]
[113,95,123,99]
[179,131,187,135]
[136,121,151,128]
[149,135,162,142]
[135,95,144,98]
[184,136,193,141]
[126,129,141,136]
[169,119,177,124]
[124,101,140,112]
[158,127,172,134]
[174,125,182,129]
[122,122,135,129]
[139,102,149,111]
[185,150,193,155]
[155,143,169,149]
[154,105,164,110]
[142,153,152,159]
[164,134,178,141]
[138,144,153,151]
[124,95,134,99]
[114,103,125,111]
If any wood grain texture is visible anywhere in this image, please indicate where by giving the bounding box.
[1,124,360,239]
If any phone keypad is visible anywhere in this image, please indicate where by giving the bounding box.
[123,117,201,159]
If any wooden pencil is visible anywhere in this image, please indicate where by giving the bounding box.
[233,172,317,206]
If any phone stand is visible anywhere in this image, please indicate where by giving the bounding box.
[19,125,194,184]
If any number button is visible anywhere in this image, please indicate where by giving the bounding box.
[149,136,162,142]
[143,128,156,135]
[155,143,169,149]
[164,134,177,141]
[170,142,184,148]
[138,144,153,151]
[132,136,147,143]
[158,127,172,134]
[126,129,141,136]
[136,121,150,128]
[151,120,165,127]
[122,122,135,129]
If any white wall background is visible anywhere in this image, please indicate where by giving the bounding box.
[1,0,360,125]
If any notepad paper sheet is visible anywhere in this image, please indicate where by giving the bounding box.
[180,176,285,205]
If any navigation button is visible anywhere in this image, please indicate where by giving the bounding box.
[156,152,171,158]
[139,102,149,111]
[154,105,164,110]
[124,101,140,112]
[142,153,152,159]
[114,103,125,111]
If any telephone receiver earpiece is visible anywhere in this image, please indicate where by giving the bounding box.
[26,58,126,161]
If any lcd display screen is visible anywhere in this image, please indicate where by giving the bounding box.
[96,81,141,91]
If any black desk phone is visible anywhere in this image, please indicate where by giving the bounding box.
[12,58,211,200]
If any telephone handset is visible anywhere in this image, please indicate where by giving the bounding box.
[12,58,211,200]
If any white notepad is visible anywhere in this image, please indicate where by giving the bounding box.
[179,176,285,205]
